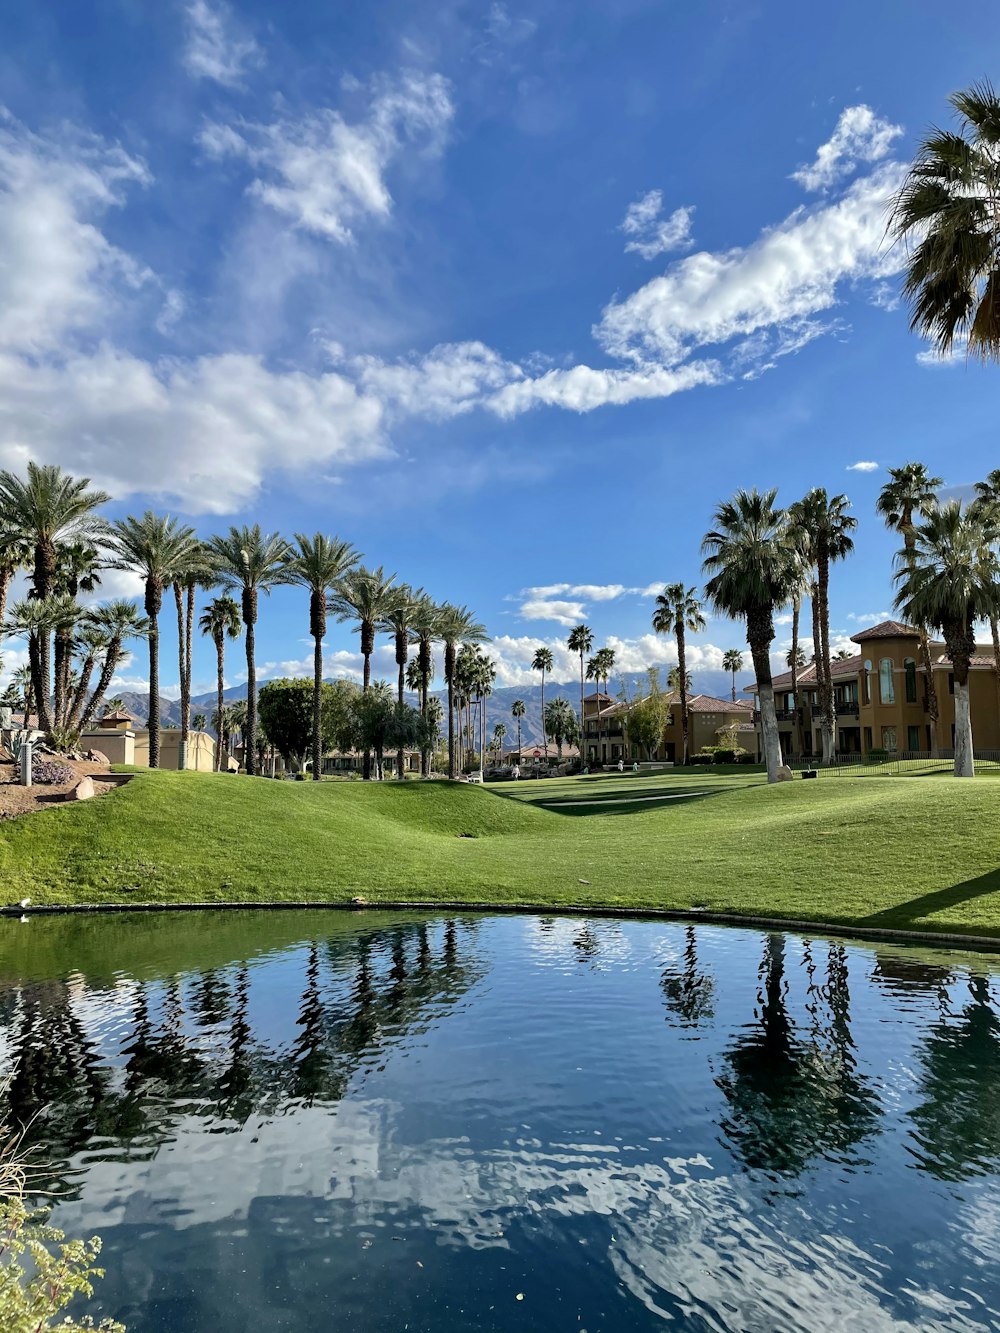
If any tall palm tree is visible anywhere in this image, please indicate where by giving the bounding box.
[380,585,423,780]
[0,528,30,639]
[64,622,111,734]
[492,722,507,764]
[436,604,488,779]
[894,500,1000,777]
[328,565,398,780]
[511,698,525,763]
[788,490,856,764]
[0,463,109,731]
[287,534,360,781]
[204,526,292,777]
[109,513,201,769]
[722,648,744,703]
[409,597,442,778]
[652,584,705,765]
[2,595,82,738]
[876,463,945,754]
[585,654,601,759]
[171,546,216,771]
[543,696,577,759]
[970,469,1000,713]
[889,80,1000,361]
[199,595,243,772]
[592,646,617,761]
[532,647,554,758]
[472,649,496,780]
[702,488,799,783]
[567,624,593,745]
[52,542,103,732]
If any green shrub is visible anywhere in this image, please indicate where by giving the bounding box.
[713,749,737,764]
[736,753,758,765]
[690,754,715,765]
[0,1197,124,1331]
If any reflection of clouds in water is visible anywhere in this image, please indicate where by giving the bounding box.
[54,1098,988,1331]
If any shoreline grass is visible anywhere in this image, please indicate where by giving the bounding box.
[1,767,999,940]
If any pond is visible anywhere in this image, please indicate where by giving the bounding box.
[1,909,999,1331]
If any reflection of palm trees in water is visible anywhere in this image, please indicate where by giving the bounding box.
[716,934,880,1175]
[910,974,1000,1181]
[661,925,715,1027]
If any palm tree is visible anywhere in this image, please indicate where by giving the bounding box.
[666,665,692,692]
[585,655,601,759]
[287,534,360,782]
[511,698,525,763]
[5,664,33,727]
[567,624,593,745]
[52,541,103,732]
[543,696,578,759]
[379,585,423,781]
[409,597,442,778]
[889,80,1000,361]
[64,622,111,734]
[109,513,201,769]
[328,565,398,780]
[876,463,945,754]
[894,500,1000,777]
[652,584,705,765]
[786,645,807,670]
[492,721,507,764]
[436,604,488,779]
[2,595,81,738]
[702,488,799,783]
[970,469,1000,713]
[171,547,216,771]
[0,528,30,640]
[192,712,207,732]
[722,648,744,703]
[531,647,554,759]
[0,463,109,731]
[199,595,243,772]
[592,646,617,760]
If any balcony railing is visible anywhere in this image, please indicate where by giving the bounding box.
[752,709,796,723]
[835,701,859,717]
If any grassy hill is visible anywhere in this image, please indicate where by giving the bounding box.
[1,768,999,939]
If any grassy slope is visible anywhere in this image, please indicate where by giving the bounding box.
[0,768,998,937]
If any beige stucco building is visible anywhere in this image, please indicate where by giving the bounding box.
[581,690,757,765]
[746,619,1000,760]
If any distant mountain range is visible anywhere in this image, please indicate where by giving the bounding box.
[110,668,750,745]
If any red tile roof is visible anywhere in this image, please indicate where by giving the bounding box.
[850,620,920,643]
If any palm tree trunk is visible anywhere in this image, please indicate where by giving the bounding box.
[678,621,689,766]
[244,597,257,777]
[0,568,10,634]
[362,633,372,781]
[541,670,547,759]
[991,616,1000,723]
[917,627,939,756]
[809,580,821,764]
[790,596,801,759]
[66,656,96,734]
[174,585,187,771]
[312,630,323,781]
[33,537,55,732]
[23,681,33,731]
[747,609,781,783]
[954,677,975,777]
[78,641,121,736]
[731,665,737,703]
[52,628,67,735]
[216,635,226,772]
[579,652,585,755]
[446,647,456,779]
[148,619,160,769]
[817,551,835,764]
[396,632,406,781]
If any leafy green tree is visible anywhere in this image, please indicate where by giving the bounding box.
[286,533,360,782]
[702,488,799,782]
[889,80,1000,361]
[567,624,593,743]
[109,513,201,769]
[199,595,243,771]
[627,669,670,759]
[722,648,744,702]
[206,526,293,776]
[652,584,705,765]
[876,463,945,753]
[511,698,525,762]
[349,681,398,779]
[258,678,314,771]
[894,500,1000,776]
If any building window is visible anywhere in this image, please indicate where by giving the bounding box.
[907,725,920,751]
[863,660,872,705]
[904,658,917,703]
[863,727,873,751]
[881,726,898,752]
[879,659,895,705]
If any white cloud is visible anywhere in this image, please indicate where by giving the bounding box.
[621,190,696,259]
[484,632,729,688]
[348,341,520,419]
[201,72,453,242]
[846,612,891,624]
[847,460,879,472]
[183,0,261,88]
[518,599,587,627]
[791,105,903,192]
[486,359,722,416]
[597,163,904,373]
[511,582,666,624]
[915,343,964,368]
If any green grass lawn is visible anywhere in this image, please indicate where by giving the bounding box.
[1,766,998,939]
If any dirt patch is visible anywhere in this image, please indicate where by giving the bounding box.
[0,758,130,821]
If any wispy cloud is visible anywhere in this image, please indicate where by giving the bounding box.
[847,460,879,472]
[201,72,453,242]
[621,190,695,260]
[183,0,261,88]
[791,105,902,192]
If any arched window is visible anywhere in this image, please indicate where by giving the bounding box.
[879,658,895,705]
[904,658,917,703]
[863,660,873,706]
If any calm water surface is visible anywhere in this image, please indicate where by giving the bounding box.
[1,910,999,1332]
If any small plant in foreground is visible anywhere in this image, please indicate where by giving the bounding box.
[31,761,76,786]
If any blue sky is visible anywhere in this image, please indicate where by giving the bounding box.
[0,0,997,699]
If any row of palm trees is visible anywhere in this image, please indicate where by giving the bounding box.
[0,463,490,781]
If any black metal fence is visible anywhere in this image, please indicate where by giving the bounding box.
[827,750,1000,776]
